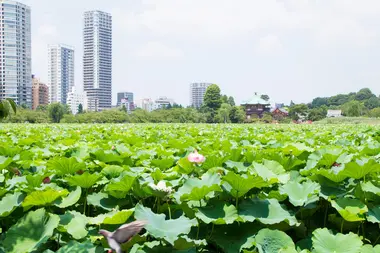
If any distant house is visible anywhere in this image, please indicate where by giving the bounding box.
[327,110,342,118]
[271,107,289,120]
[241,93,271,119]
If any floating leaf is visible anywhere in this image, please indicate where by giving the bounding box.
[90,209,134,225]
[312,228,363,253]
[134,203,197,245]
[0,156,12,170]
[255,229,296,253]
[279,180,320,207]
[0,192,25,217]
[4,208,60,253]
[361,182,380,196]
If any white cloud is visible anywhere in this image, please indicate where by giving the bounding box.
[255,34,283,54]
[135,41,184,58]
[117,0,380,47]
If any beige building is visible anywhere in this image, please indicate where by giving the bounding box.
[32,76,49,110]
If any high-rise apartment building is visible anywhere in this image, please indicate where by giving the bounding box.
[83,10,112,111]
[0,0,32,107]
[32,75,48,110]
[189,83,212,108]
[47,44,74,104]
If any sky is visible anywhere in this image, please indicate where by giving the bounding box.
[21,0,380,106]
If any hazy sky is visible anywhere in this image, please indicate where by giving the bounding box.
[22,0,380,105]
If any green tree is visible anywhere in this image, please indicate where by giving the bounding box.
[262,112,273,123]
[48,103,65,123]
[289,104,309,120]
[308,107,327,121]
[364,97,380,109]
[228,96,235,106]
[368,108,380,117]
[203,84,222,110]
[355,88,375,101]
[311,97,328,108]
[217,103,232,123]
[261,94,270,101]
[78,104,83,114]
[342,100,365,117]
[229,106,246,123]
[221,95,228,104]
[0,98,17,120]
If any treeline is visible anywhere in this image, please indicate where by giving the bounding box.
[288,88,380,121]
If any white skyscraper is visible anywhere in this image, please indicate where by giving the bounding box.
[190,83,212,108]
[83,10,112,111]
[0,0,32,107]
[67,87,88,115]
[47,44,75,104]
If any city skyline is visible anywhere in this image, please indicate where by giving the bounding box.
[4,0,380,107]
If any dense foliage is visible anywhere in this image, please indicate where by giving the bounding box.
[0,124,380,252]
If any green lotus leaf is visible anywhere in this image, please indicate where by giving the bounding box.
[341,158,380,179]
[90,209,134,225]
[3,208,60,253]
[0,156,12,170]
[59,211,88,239]
[255,228,296,253]
[252,162,290,184]
[279,180,320,207]
[238,198,299,226]
[367,205,380,223]
[222,172,257,198]
[312,228,363,253]
[173,235,207,250]
[105,172,136,198]
[55,240,99,253]
[91,149,124,164]
[22,188,69,209]
[134,203,198,245]
[211,222,261,253]
[174,172,222,203]
[195,200,238,225]
[360,244,380,253]
[87,192,120,211]
[225,160,249,173]
[361,181,380,196]
[55,186,81,208]
[66,172,103,189]
[331,198,368,222]
[0,192,25,217]
[101,165,126,178]
[46,157,86,176]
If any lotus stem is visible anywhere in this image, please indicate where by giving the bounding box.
[83,188,88,215]
[340,220,344,233]
[236,196,239,210]
[196,219,200,240]
[167,200,172,219]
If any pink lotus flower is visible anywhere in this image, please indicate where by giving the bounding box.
[188,150,205,164]
[111,146,116,150]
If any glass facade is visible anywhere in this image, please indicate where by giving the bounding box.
[0,0,32,107]
[189,83,212,108]
[83,10,112,111]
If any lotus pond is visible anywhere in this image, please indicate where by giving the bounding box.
[0,124,380,252]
